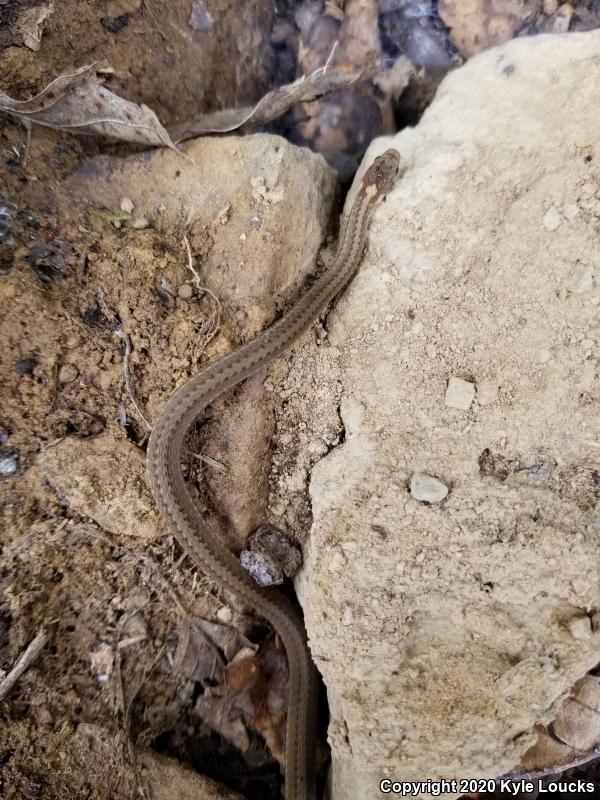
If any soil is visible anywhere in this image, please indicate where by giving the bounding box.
[0,4,311,800]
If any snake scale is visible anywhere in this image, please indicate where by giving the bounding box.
[147,148,401,800]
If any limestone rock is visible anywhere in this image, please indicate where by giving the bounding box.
[285,31,600,798]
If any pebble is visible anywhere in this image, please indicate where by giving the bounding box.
[178,283,194,300]
[410,472,448,504]
[425,343,437,359]
[217,203,231,224]
[0,456,17,476]
[240,549,283,586]
[216,606,233,624]
[97,370,113,391]
[445,376,476,410]
[58,364,78,383]
[567,615,592,640]
[132,216,149,230]
[120,197,134,214]
[542,206,562,231]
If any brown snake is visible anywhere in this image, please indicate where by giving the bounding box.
[147,148,400,800]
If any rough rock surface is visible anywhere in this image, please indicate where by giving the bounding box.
[60,134,335,548]
[270,31,600,797]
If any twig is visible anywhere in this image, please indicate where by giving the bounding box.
[115,328,152,431]
[323,40,339,74]
[189,451,228,474]
[182,232,222,351]
[0,625,49,702]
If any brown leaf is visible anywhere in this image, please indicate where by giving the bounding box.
[438,0,539,58]
[171,616,257,685]
[0,65,177,149]
[170,59,383,143]
[194,639,289,765]
[16,4,54,51]
[517,674,600,776]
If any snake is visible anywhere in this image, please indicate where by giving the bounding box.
[147,148,401,800]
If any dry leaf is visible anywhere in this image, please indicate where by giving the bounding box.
[0,65,177,149]
[16,3,54,51]
[172,616,256,686]
[515,674,600,777]
[170,59,383,142]
[438,0,539,57]
[194,639,289,764]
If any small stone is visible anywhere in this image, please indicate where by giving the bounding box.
[120,197,134,214]
[567,615,592,640]
[542,206,562,231]
[0,456,17,476]
[445,377,476,410]
[425,343,437,359]
[132,216,149,229]
[217,203,231,224]
[247,524,302,578]
[58,364,78,383]
[189,0,214,31]
[178,283,194,300]
[240,549,283,586]
[410,472,448,504]
[15,356,36,375]
[97,371,113,391]
[216,606,233,624]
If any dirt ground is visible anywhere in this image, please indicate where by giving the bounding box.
[0,3,306,800]
[3,3,600,800]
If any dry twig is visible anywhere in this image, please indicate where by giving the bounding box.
[0,625,49,702]
[115,328,152,431]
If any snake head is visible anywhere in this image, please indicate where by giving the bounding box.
[361,148,401,200]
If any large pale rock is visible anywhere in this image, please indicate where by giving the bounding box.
[292,31,600,797]
[64,135,335,547]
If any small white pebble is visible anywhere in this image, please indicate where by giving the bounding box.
[240,233,247,241]
[216,606,233,624]
[120,197,134,214]
[217,203,231,224]
[445,376,476,410]
[342,607,353,626]
[425,343,437,359]
[132,216,149,229]
[542,206,562,231]
[410,472,448,504]
[0,456,17,476]
[567,616,592,640]
[58,364,78,383]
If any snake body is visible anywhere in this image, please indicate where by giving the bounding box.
[147,148,400,800]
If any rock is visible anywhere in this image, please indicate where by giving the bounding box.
[0,456,17,476]
[445,376,476,410]
[240,548,283,586]
[410,472,449,503]
[131,216,149,229]
[177,283,194,300]
[289,31,600,798]
[567,616,592,640]
[542,205,562,231]
[37,434,160,540]
[120,197,134,213]
[58,364,78,383]
[67,134,335,548]
[216,606,233,624]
